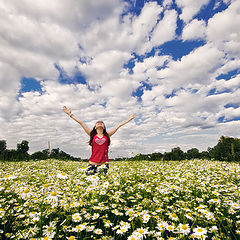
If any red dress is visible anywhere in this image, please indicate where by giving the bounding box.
[89,135,109,164]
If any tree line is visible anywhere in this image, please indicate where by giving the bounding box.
[0,136,239,162]
[114,136,240,162]
[0,140,81,161]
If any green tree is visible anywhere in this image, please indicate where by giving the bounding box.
[186,148,200,159]
[210,136,240,162]
[171,147,185,161]
[0,140,7,154]
[200,151,210,159]
[17,140,29,153]
[31,151,48,160]
[17,140,29,161]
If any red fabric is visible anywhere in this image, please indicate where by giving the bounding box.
[89,135,109,163]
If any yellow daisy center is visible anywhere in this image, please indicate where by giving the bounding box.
[182,225,187,230]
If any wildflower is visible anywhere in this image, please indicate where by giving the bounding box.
[56,172,68,179]
[231,202,240,209]
[26,226,39,237]
[42,221,56,239]
[177,223,191,235]
[70,202,80,208]
[120,221,131,229]
[156,221,167,231]
[102,181,110,188]
[185,212,194,220]
[46,191,60,203]
[86,225,95,232]
[169,212,178,221]
[116,227,128,235]
[142,214,151,223]
[136,227,149,236]
[94,228,103,235]
[92,213,100,220]
[206,212,215,221]
[100,190,106,195]
[68,236,75,240]
[0,208,5,218]
[104,220,113,227]
[72,213,82,222]
[209,226,218,232]
[87,175,99,183]
[72,223,87,232]
[193,226,207,239]
[21,187,33,199]
[208,198,220,205]
[128,232,142,240]
[84,213,91,219]
[165,223,175,232]
[87,184,95,192]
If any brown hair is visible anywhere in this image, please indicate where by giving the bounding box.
[88,122,110,146]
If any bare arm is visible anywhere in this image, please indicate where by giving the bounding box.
[108,114,136,137]
[62,106,91,136]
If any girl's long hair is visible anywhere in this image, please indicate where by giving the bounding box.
[89,123,110,146]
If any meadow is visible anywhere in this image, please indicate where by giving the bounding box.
[0,159,239,240]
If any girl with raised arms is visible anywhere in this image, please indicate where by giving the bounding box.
[63,106,136,175]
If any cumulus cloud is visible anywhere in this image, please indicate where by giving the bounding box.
[207,0,240,57]
[175,0,211,23]
[182,19,207,41]
[157,44,224,90]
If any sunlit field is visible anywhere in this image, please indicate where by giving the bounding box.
[0,159,240,240]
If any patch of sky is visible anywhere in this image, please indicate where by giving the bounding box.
[133,113,146,126]
[165,87,184,98]
[132,81,152,102]
[121,0,146,17]
[224,103,240,109]
[18,77,43,99]
[216,69,239,80]
[100,102,107,108]
[195,0,230,22]
[156,59,169,71]
[170,0,184,36]
[158,40,205,61]
[123,57,136,74]
[55,63,87,85]
[207,88,232,96]
[218,115,240,123]
[191,89,198,94]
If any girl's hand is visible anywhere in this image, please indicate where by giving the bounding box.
[63,106,71,116]
[129,113,136,120]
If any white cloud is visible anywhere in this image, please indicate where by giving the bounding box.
[151,10,178,46]
[182,19,207,41]
[137,9,177,54]
[207,0,240,57]
[157,44,224,90]
[175,0,211,23]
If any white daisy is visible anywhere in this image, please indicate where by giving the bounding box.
[94,228,103,235]
[177,223,191,235]
[72,213,82,222]
[46,191,60,203]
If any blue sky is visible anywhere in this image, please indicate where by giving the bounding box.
[0,0,239,158]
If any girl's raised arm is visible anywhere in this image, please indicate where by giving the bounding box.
[63,106,91,136]
[108,114,136,137]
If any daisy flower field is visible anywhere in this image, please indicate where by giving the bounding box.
[0,159,239,239]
